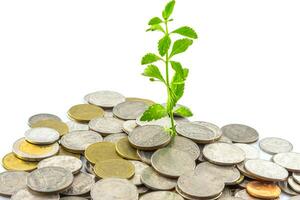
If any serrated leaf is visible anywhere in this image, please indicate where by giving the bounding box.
[148,17,163,25]
[162,1,176,20]
[143,65,165,83]
[141,53,161,65]
[140,104,168,121]
[172,26,198,39]
[174,106,193,117]
[170,61,184,77]
[170,38,193,58]
[158,34,171,56]
[146,24,165,33]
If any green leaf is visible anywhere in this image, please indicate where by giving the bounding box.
[158,34,171,56]
[170,38,193,57]
[172,26,198,39]
[140,104,168,121]
[146,24,165,33]
[141,53,161,65]
[162,1,176,20]
[174,106,193,117]
[170,61,184,77]
[148,17,163,25]
[143,65,165,83]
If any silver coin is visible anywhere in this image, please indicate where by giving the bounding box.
[86,90,125,108]
[136,115,173,128]
[236,162,260,180]
[151,148,196,178]
[175,122,216,144]
[89,117,124,136]
[104,110,114,118]
[137,150,154,165]
[60,130,103,153]
[28,113,61,127]
[203,143,245,165]
[291,196,300,200]
[259,137,293,154]
[221,124,259,143]
[11,188,60,200]
[175,185,222,200]
[279,181,300,196]
[194,121,222,140]
[90,178,138,200]
[244,159,288,181]
[61,172,95,196]
[234,189,262,200]
[103,133,128,143]
[273,152,300,172]
[195,162,241,185]
[38,155,82,174]
[140,191,184,200]
[167,136,200,160]
[137,185,149,194]
[129,161,149,186]
[217,135,233,144]
[128,125,171,150]
[140,167,177,190]
[84,160,96,176]
[24,127,60,145]
[294,173,300,184]
[66,121,89,132]
[60,197,88,200]
[174,117,190,125]
[122,120,138,134]
[197,144,205,162]
[288,176,300,193]
[113,101,148,120]
[0,171,28,196]
[27,166,74,193]
[234,143,260,160]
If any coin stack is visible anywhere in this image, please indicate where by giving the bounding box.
[0,90,300,200]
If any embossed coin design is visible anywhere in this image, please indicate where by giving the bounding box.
[103,133,127,143]
[24,127,60,144]
[167,136,200,160]
[61,172,95,196]
[31,119,69,136]
[68,104,104,122]
[86,90,125,108]
[94,159,135,179]
[116,138,140,160]
[89,117,124,136]
[259,137,293,154]
[2,152,38,171]
[273,152,300,172]
[113,101,148,120]
[246,181,281,199]
[11,188,59,200]
[28,113,61,127]
[0,171,28,196]
[221,124,259,143]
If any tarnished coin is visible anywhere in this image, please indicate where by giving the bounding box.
[235,189,264,200]
[221,124,259,143]
[113,101,148,120]
[84,142,122,164]
[94,159,135,179]
[195,162,241,185]
[203,143,245,165]
[0,171,28,196]
[68,104,104,122]
[90,178,138,200]
[136,116,173,128]
[234,143,260,160]
[89,117,124,135]
[60,130,103,153]
[58,147,81,158]
[137,150,154,165]
[151,148,196,178]
[288,176,300,193]
[13,138,59,161]
[167,136,200,160]
[24,127,60,144]
[86,90,125,108]
[293,173,300,184]
[61,172,95,196]
[37,155,82,174]
[140,167,177,190]
[129,161,149,185]
[259,137,293,154]
[66,121,89,132]
[116,138,140,160]
[104,133,127,143]
[246,181,281,199]
[126,97,155,106]
[2,152,38,171]
[31,119,69,136]
[11,188,59,200]
[128,125,171,150]
[194,121,222,140]
[176,122,216,144]
[84,159,96,176]
[273,152,300,172]
[244,159,288,181]
[122,120,137,134]
[27,166,74,193]
[60,197,88,200]
[140,191,184,200]
[28,113,61,127]
[279,181,300,196]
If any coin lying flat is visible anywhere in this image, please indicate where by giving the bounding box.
[89,117,124,136]
[238,177,252,189]
[31,119,69,136]
[217,135,233,144]
[104,110,114,118]
[278,181,300,196]
[136,116,173,128]
[246,181,281,199]
[151,148,196,178]
[58,147,81,158]
[203,143,245,165]
[140,167,177,190]
[221,124,259,143]
[116,138,140,160]
[273,152,300,172]
[128,125,171,150]
[140,191,184,200]
[27,166,74,193]
[122,120,137,134]
[293,173,300,184]
[288,176,300,193]
[244,159,288,181]
[113,101,148,120]
[13,138,59,161]
[194,121,222,140]
[129,161,149,185]
[94,159,135,179]
[66,121,89,132]
[60,130,103,153]
[175,185,222,200]
[259,137,293,154]
[0,171,28,196]
[174,117,190,125]
[86,90,125,108]
[2,152,38,171]
[103,133,127,143]
[234,143,260,160]
[61,172,95,196]
[68,104,104,122]
[237,162,260,180]
[24,127,60,144]
[126,97,155,106]
[167,136,200,160]
[11,188,60,200]
[28,113,61,127]
[137,150,154,165]
[235,189,265,200]
[38,155,82,174]
[60,197,88,200]
[90,178,138,200]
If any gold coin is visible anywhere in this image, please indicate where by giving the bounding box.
[85,142,122,164]
[246,181,281,199]
[2,152,38,171]
[58,147,81,159]
[68,104,104,122]
[116,138,140,160]
[94,159,135,179]
[31,119,69,136]
[126,97,155,106]
[235,175,245,184]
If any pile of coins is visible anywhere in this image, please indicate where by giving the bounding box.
[1,90,300,200]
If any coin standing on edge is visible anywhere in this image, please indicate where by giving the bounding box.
[11,188,60,200]
[61,172,95,196]
[259,137,293,154]
[2,152,38,171]
[89,117,124,136]
[28,113,61,127]
[68,104,104,122]
[221,124,259,143]
[86,90,125,108]
[113,101,148,120]
[0,171,28,196]
[24,127,60,144]
[273,152,300,172]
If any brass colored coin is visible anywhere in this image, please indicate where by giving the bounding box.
[84,142,122,164]
[31,119,69,136]
[116,138,140,160]
[246,181,281,199]
[2,152,38,171]
[126,97,155,106]
[94,159,135,179]
[68,104,104,122]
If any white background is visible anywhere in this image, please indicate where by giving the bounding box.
[0,0,300,199]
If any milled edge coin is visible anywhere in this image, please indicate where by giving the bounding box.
[273,152,300,172]
[259,137,293,154]
[11,188,60,200]
[89,117,124,135]
[24,127,60,145]
[246,181,281,199]
[94,159,135,179]
[221,124,259,143]
[68,104,104,122]
[116,138,140,160]
[113,101,148,120]
[61,172,95,196]
[140,191,184,200]
[167,136,200,160]
[0,171,28,196]
[28,113,61,127]
[86,90,125,108]
[129,160,149,186]
[31,119,69,136]
[2,152,38,171]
